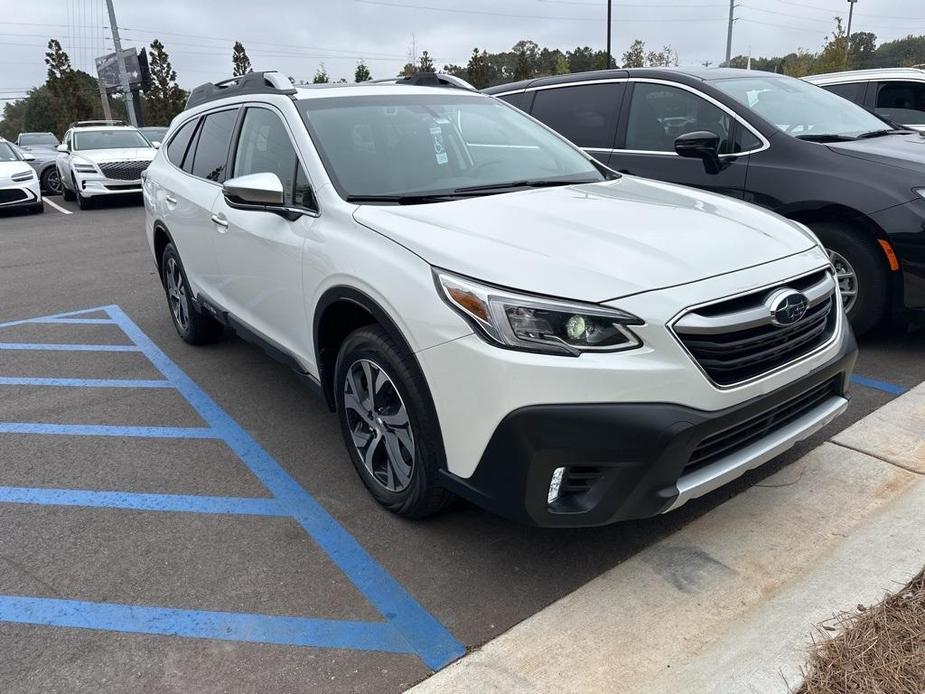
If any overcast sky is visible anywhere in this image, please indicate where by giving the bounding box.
[1,0,923,100]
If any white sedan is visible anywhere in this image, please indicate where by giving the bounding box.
[0,138,42,214]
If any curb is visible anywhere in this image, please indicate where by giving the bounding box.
[411,382,925,694]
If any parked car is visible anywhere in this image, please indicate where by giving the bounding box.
[56,120,156,209]
[805,68,925,133]
[15,131,60,150]
[143,70,856,527]
[139,126,168,144]
[12,142,62,195]
[0,137,43,213]
[486,68,925,335]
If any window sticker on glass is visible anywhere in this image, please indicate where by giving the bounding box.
[430,126,448,165]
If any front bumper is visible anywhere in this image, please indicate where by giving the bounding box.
[0,178,41,208]
[74,173,143,197]
[438,330,857,527]
[871,197,925,311]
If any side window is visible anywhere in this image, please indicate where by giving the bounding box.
[733,124,762,153]
[875,81,925,126]
[823,82,864,104]
[190,109,237,182]
[232,107,313,209]
[530,84,621,149]
[165,118,198,168]
[497,91,531,112]
[625,83,733,154]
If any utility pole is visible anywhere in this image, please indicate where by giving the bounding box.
[606,0,613,69]
[104,0,137,126]
[724,0,736,66]
[96,77,113,121]
[845,0,858,70]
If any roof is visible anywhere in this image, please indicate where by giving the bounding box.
[484,66,781,94]
[805,67,925,84]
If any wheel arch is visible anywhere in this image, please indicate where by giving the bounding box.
[152,221,175,285]
[313,286,422,412]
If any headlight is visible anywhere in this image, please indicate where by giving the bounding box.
[915,188,925,200]
[72,159,97,174]
[435,270,643,356]
[11,170,35,182]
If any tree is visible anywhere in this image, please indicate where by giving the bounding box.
[313,63,329,84]
[622,40,646,68]
[781,49,817,77]
[354,61,371,82]
[849,32,878,69]
[812,17,850,74]
[418,50,435,73]
[144,39,188,126]
[553,53,570,75]
[44,39,97,135]
[646,45,679,68]
[464,48,493,89]
[232,41,252,76]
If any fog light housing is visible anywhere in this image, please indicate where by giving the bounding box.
[547,466,566,505]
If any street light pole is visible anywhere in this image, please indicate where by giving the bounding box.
[607,0,613,69]
[845,0,858,70]
[724,0,736,66]
[104,0,137,126]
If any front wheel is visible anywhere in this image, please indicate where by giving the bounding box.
[810,223,890,337]
[76,187,93,210]
[334,325,453,519]
[41,167,62,196]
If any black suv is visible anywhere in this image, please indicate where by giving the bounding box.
[486,68,925,335]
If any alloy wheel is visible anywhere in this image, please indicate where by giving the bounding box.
[343,359,415,493]
[165,256,190,332]
[43,168,62,195]
[828,249,858,314]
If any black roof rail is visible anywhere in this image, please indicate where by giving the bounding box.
[185,70,298,110]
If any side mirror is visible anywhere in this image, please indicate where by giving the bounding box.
[21,152,35,162]
[223,172,285,207]
[151,141,161,149]
[674,131,722,174]
[56,144,68,153]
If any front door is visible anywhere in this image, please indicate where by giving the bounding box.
[609,81,754,199]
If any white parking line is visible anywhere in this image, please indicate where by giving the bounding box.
[43,198,73,215]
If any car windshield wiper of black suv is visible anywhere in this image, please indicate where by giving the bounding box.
[794,133,858,142]
[855,128,914,139]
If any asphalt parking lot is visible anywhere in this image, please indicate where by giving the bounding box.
[0,195,923,693]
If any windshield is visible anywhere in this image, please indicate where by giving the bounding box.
[0,143,19,162]
[298,94,603,199]
[712,75,889,139]
[19,133,59,146]
[140,127,167,141]
[73,129,151,151]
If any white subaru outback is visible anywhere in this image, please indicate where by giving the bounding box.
[143,71,857,527]
[57,120,156,209]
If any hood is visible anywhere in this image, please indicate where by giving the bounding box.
[353,177,818,302]
[74,148,156,164]
[0,160,35,182]
[827,132,925,174]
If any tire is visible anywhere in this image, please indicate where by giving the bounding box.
[810,222,890,337]
[160,243,223,345]
[40,167,62,196]
[76,187,93,210]
[334,325,453,519]
[61,178,75,202]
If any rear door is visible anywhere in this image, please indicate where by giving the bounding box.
[819,81,868,109]
[527,82,624,164]
[159,108,238,298]
[871,80,925,130]
[210,105,318,354]
[610,81,754,198]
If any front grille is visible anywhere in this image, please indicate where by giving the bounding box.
[98,160,149,181]
[685,377,839,475]
[674,270,837,386]
[0,188,28,205]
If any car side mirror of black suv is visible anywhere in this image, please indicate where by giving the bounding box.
[674,131,722,174]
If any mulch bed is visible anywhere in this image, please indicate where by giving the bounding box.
[798,568,925,693]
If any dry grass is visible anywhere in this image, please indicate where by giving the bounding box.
[798,568,925,694]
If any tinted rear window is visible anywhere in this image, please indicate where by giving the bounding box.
[530,84,622,149]
[165,118,198,168]
[190,109,238,182]
[822,82,864,103]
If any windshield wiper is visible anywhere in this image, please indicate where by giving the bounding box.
[794,133,857,142]
[856,128,913,139]
[344,193,460,205]
[453,178,599,194]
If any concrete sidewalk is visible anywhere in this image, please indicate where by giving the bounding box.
[412,383,925,694]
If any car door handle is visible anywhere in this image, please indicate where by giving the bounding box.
[165,194,177,205]
[211,213,229,231]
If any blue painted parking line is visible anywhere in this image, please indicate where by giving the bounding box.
[850,374,908,396]
[28,317,117,325]
[0,423,220,438]
[0,304,465,670]
[0,596,412,654]
[0,487,287,517]
[0,377,172,388]
[0,342,140,352]
[0,307,110,329]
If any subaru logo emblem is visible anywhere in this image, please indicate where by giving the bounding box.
[767,289,809,327]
